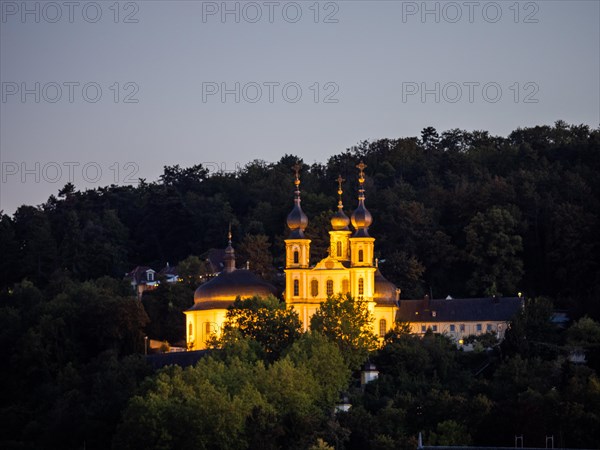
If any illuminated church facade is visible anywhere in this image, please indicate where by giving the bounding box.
[185,163,399,350]
[283,163,399,335]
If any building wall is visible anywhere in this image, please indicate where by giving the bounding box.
[185,308,228,350]
[408,320,509,343]
[372,305,397,338]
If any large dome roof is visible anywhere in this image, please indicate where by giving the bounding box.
[189,269,278,311]
[373,270,398,306]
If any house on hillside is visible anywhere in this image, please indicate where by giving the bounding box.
[159,263,181,284]
[125,266,159,299]
[396,295,523,346]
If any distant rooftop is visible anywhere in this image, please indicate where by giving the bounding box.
[397,297,523,323]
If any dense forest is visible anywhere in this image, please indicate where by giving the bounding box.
[1,121,599,449]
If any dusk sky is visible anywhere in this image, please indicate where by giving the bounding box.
[1,0,599,214]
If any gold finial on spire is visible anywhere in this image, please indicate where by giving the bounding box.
[357,161,367,184]
[336,175,344,205]
[293,162,301,187]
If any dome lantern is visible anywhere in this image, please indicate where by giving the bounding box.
[223,226,236,273]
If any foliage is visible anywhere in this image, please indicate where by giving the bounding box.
[113,340,349,450]
[142,282,194,345]
[465,206,523,296]
[210,295,303,362]
[310,294,378,370]
[1,122,600,448]
[177,255,211,288]
[236,234,276,281]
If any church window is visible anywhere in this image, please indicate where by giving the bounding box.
[450,324,455,332]
[326,279,334,296]
[476,323,482,333]
[311,279,319,297]
[205,322,212,335]
[379,319,387,337]
[358,249,364,262]
[336,241,342,257]
[460,324,465,332]
[293,279,299,297]
[358,277,364,295]
[188,323,193,336]
[342,278,349,294]
[486,323,493,332]
[421,325,426,333]
[432,325,438,332]
[293,250,299,264]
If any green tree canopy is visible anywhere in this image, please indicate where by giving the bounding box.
[310,294,378,370]
[211,296,302,362]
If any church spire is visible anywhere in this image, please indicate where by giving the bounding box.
[286,163,309,238]
[223,224,236,273]
[331,175,350,231]
[351,161,373,237]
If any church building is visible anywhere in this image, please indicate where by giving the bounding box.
[185,163,399,350]
[283,163,399,335]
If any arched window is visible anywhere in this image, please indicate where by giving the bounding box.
[342,278,349,294]
[379,319,387,337]
[326,279,334,297]
[293,279,299,296]
[205,322,212,335]
[311,279,319,297]
[358,277,364,295]
[336,241,342,257]
[188,323,193,336]
[293,250,299,264]
[358,249,364,262]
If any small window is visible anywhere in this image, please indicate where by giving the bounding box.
[293,250,299,264]
[326,279,334,296]
[432,325,438,332]
[486,324,493,332]
[460,324,465,332]
[358,277,364,295]
[358,249,364,262]
[450,324,455,332]
[342,278,349,294]
[476,324,482,332]
[379,319,387,337]
[311,279,319,297]
[336,241,342,257]
[421,325,426,333]
[293,279,299,297]
[147,271,154,281]
[188,323,193,336]
[205,322,211,335]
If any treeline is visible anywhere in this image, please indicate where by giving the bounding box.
[4,283,599,449]
[1,121,598,316]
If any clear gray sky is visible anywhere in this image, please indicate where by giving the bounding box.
[1,0,599,214]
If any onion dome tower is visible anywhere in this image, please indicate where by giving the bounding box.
[286,164,309,239]
[331,175,350,231]
[329,175,352,262]
[284,163,311,309]
[350,162,375,268]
